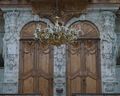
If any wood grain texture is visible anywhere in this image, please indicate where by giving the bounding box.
[19,22,53,96]
[67,21,101,96]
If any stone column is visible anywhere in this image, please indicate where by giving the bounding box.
[3,10,19,93]
[0,9,4,94]
[54,45,66,96]
[101,11,118,93]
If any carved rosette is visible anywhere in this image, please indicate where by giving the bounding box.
[101,11,117,93]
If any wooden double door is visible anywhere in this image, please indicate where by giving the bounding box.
[67,39,101,96]
[19,22,53,95]
[19,21,101,96]
[19,40,53,95]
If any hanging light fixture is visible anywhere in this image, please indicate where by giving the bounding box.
[32,0,86,46]
[34,16,80,46]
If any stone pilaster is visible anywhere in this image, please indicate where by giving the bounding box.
[100,11,118,93]
[3,10,19,93]
[54,45,66,96]
[2,8,54,94]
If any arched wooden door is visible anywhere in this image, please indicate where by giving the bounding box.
[19,22,53,96]
[67,21,101,96]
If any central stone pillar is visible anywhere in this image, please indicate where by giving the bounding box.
[54,45,66,96]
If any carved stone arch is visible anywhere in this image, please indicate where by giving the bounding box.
[20,21,47,39]
[19,21,53,96]
[69,20,100,38]
[67,20,101,95]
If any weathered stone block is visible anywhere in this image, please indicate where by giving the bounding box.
[3,83,18,93]
[4,72,18,83]
[0,83,3,93]
[0,68,4,83]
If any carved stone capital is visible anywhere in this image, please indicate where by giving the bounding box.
[2,10,20,41]
[4,11,19,27]
[101,11,115,27]
[101,11,116,42]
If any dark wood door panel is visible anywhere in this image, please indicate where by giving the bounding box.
[19,22,53,96]
[67,21,101,96]
[67,40,100,96]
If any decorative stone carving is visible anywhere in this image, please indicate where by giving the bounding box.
[1,7,118,95]
[54,45,66,96]
[65,10,118,93]
[100,11,117,93]
[2,10,20,93]
[2,8,54,94]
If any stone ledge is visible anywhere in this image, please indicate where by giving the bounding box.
[72,93,120,96]
[0,94,40,96]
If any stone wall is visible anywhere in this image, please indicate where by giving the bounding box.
[0,5,119,96]
[116,65,120,93]
[0,68,4,93]
[115,16,120,92]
